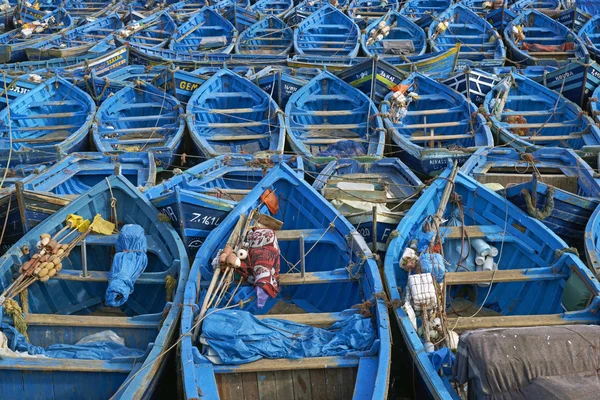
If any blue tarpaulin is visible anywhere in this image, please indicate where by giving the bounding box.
[317,140,366,158]
[200,309,378,364]
[105,224,148,307]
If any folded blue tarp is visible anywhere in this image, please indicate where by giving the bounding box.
[201,309,378,364]
[105,224,148,307]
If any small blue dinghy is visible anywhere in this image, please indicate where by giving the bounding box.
[17,152,157,231]
[585,204,600,276]
[0,7,74,63]
[384,163,600,399]
[509,0,561,14]
[114,10,177,50]
[186,69,285,159]
[429,4,506,70]
[211,0,259,33]
[179,163,391,399]
[235,16,293,55]
[92,81,185,168]
[24,13,122,60]
[381,72,493,175]
[579,14,600,62]
[504,10,589,66]
[285,70,386,161]
[249,0,293,18]
[361,11,427,58]
[347,0,401,28]
[591,84,600,123]
[294,4,360,58]
[247,66,310,108]
[145,154,303,254]
[169,7,237,54]
[0,174,189,399]
[484,72,600,154]
[400,0,452,28]
[0,75,95,166]
[441,67,501,106]
[313,157,422,253]
[462,146,600,247]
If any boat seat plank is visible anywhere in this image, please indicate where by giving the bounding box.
[210,134,269,141]
[213,356,360,374]
[0,358,135,373]
[519,134,582,141]
[275,228,330,241]
[305,138,364,145]
[255,312,346,326]
[405,108,462,116]
[501,110,565,117]
[444,268,568,285]
[206,122,264,128]
[401,121,467,129]
[501,122,579,128]
[446,314,591,332]
[200,270,352,288]
[304,123,362,130]
[23,313,159,329]
[409,134,473,141]
[54,269,168,284]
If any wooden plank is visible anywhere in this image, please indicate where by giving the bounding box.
[255,312,344,327]
[409,134,473,141]
[292,370,313,400]
[305,124,361,130]
[275,371,296,399]
[24,313,158,329]
[519,134,582,141]
[446,313,587,332]
[241,372,260,400]
[210,134,268,141]
[309,369,328,400]
[55,269,166,284]
[257,371,278,399]
[444,269,568,285]
[440,225,497,239]
[505,122,579,129]
[275,229,328,241]
[305,138,363,145]
[402,121,464,129]
[323,187,388,202]
[214,357,360,373]
[0,357,134,373]
[217,374,245,400]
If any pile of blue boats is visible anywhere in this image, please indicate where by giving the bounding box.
[2,0,600,398]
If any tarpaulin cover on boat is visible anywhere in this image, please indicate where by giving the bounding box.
[105,224,148,307]
[454,325,600,399]
[200,309,378,364]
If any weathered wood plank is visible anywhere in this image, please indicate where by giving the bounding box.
[214,357,360,373]
[24,313,158,329]
[444,269,568,285]
[257,371,278,399]
[292,370,313,400]
[275,371,296,399]
[255,312,343,327]
[241,372,260,400]
[217,374,244,400]
[446,313,587,332]
[309,369,328,400]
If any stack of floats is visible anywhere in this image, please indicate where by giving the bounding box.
[2,0,600,399]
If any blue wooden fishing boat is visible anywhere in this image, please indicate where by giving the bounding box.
[179,163,390,399]
[585,204,600,276]
[381,72,493,176]
[57,0,122,19]
[0,72,44,111]
[235,16,293,55]
[484,72,600,154]
[462,146,600,246]
[430,4,506,70]
[337,57,408,105]
[0,174,189,399]
[384,163,600,399]
[284,0,349,25]
[509,0,561,14]
[247,67,310,108]
[250,0,293,18]
[294,4,360,58]
[400,0,452,28]
[211,0,258,32]
[458,0,505,16]
[531,59,600,107]
[0,76,94,166]
[17,152,157,231]
[169,7,237,54]
[24,13,122,61]
[92,81,185,169]
[361,11,426,58]
[313,157,422,253]
[168,0,211,23]
[114,10,177,50]
[441,67,501,106]
[591,84,600,123]
[554,4,592,33]
[486,6,517,31]
[504,10,589,67]
[493,64,558,78]
[0,7,74,63]
[145,154,303,253]
[186,69,285,159]
[152,66,207,105]
[579,14,600,62]
[347,0,400,29]
[285,70,385,161]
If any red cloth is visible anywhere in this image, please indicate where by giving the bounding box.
[238,228,280,298]
[522,42,575,52]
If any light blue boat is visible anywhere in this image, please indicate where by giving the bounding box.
[361,11,427,58]
[579,14,600,62]
[169,7,237,54]
[400,0,452,28]
[179,163,391,399]
[186,69,285,158]
[235,16,293,55]
[347,0,401,28]
[145,154,303,254]
[384,164,600,399]
[381,72,493,175]
[249,0,293,18]
[285,70,386,161]
[0,174,189,399]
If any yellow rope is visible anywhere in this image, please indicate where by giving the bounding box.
[165,275,176,302]
[3,299,28,341]
[19,289,28,314]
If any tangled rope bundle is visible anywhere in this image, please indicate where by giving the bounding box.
[521,186,555,220]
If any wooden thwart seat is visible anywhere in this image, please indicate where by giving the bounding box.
[446,313,592,332]
[23,313,158,329]
[213,356,361,374]
[445,268,568,285]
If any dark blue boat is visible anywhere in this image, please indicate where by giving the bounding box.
[384,164,600,399]
[249,0,293,18]
[145,154,303,254]
[313,157,422,253]
[484,72,600,154]
[462,146,600,246]
[504,10,589,67]
[114,10,177,50]
[400,0,452,28]
[247,67,310,108]
[361,11,426,58]
[0,175,189,399]
[152,66,207,104]
[18,152,157,231]
[24,13,122,60]
[441,67,501,106]
[92,82,185,168]
[554,5,592,33]
[0,72,43,111]
[509,0,561,13]
[336,57,408,105]
[285,70,385,161]
[294,4,360,58]
[347,0,401,29]
[429,4,506,70]
[211,0,259,33]
[186,69,285,158]
[235,16,293,55]
[179,163,390,399]
[0,7,74,63]
[579,14,600,62]
[169,7,237,54]
[0,75,94,166]
[381,72,493,175]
